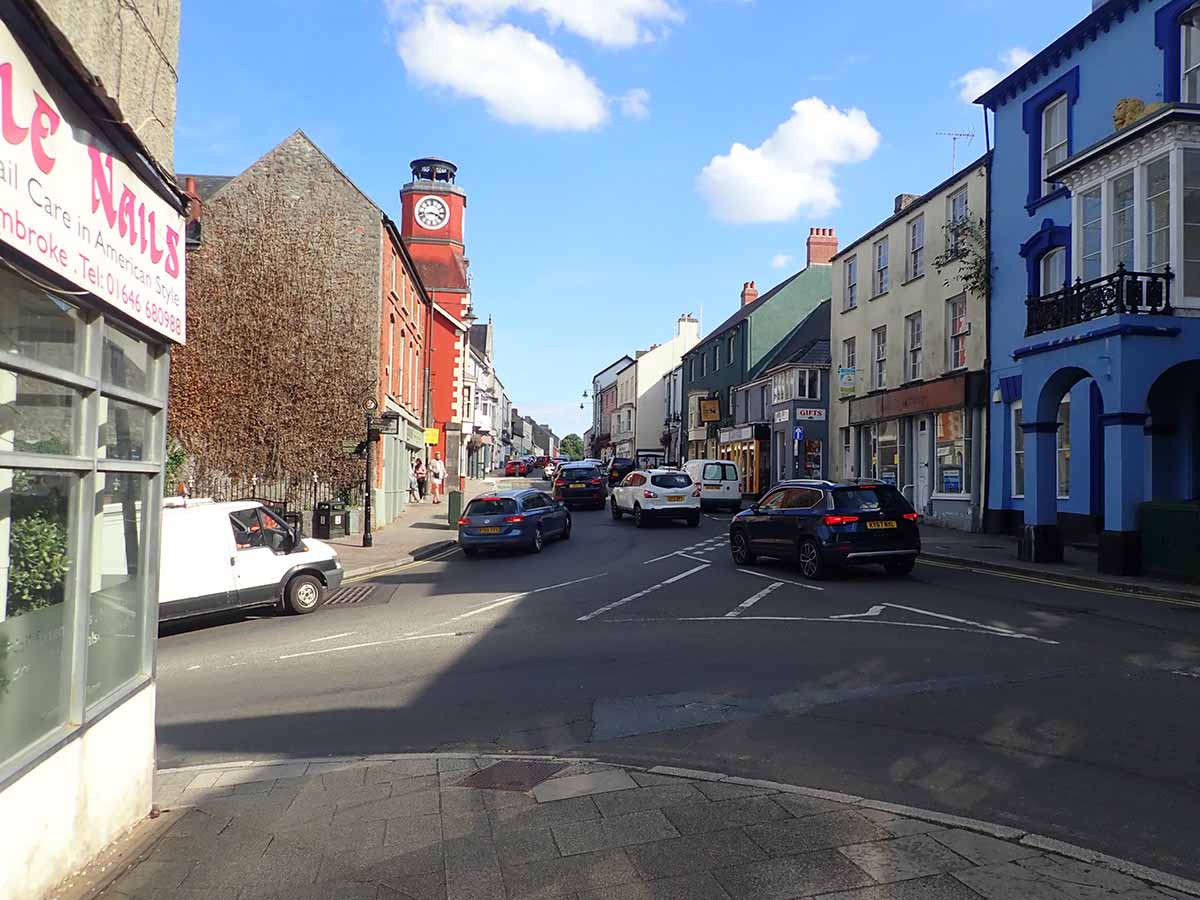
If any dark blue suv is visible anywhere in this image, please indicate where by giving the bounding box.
[729,479,920,580]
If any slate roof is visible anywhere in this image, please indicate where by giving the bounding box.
[750,300,832,379]
[696,269,807,345]
[412,255,469,292]
[175,174,234,201]
[469,323,489,357]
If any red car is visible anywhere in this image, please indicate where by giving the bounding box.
[505,459,528,477]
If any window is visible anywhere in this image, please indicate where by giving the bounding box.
[935,410,969,495]
[801,369,819,401]
[758,489,788,510]
[1080,188,1103,281]
[1184,5,1200,102]
[843,337,856,372]
[727,334,736,362]
[947,296,968,370]
[841,427,852,478]
[701,353,707,377]
[907,215,925,280]
[844,256,858,310]
[781,487,824,509]
[832,484,909,513]
[1012,402,1024,498]
[387,315,395,392]
[713,345,720,372]
[1042,95,1068,196]
[905,312,922,382]
[391,254,398,293]
[1146,155,1171,273]
[947,189,969,256]
[872,326,887,389]
[1040,247,1066,295]
[651,473,692,489]
[1057,399,1071,498]
[1111,171,1135,269]
[466,497,518,516]
[463,386,472,420]
[873,237,889,295]
[1187,150,1200,298]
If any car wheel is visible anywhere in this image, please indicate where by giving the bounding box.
[885,557,916,576]
[633,504,646,528]
[562,515,573,540]
[530,525,544,553]
[687,513,701,527]
[283,573,323,614]
[611,498,623,520]
[798,539,826,580]
[731,530,756,565]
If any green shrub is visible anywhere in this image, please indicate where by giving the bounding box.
[7,513,68,616]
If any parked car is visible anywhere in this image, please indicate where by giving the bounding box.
[458,489,572,556]
[729,479,920,580]
[553,463,608,509]
[505,458,529,477]
[684,459,742,512]
[606,456,637,487]
[158,498,343,622]
[610,469,701,527]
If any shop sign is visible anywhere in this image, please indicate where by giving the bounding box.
[849,373,967,426]
[942,467,962,493]
[719,425,753,444]
[838,366,856,398]
[0,24,187,341]
[795,407,826,421]
[773,408,790,424]
[699,399,721,423]
[424,427,441,445]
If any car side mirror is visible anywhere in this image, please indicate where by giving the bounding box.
[748,504,759,514]
[286,527,303,553]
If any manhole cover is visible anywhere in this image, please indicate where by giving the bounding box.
[457,760,566,792]
[325,585,379,606]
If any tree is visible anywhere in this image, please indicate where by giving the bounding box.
[560,433,585,460]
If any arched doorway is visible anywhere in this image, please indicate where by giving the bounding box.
[1147,361,1200,502]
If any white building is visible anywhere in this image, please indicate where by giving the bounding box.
[612,363,638,458]
[633,316,701,463]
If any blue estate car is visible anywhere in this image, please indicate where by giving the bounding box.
[457,489,572,557]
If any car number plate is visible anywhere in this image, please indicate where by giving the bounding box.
[478,527,503,534]
[570,483,585,489]
[704,484,720,490]
[866,521,897,530]
[667,496,684,503]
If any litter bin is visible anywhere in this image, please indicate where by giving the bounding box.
[447,490,463,528]
[313,501,333,539]
[330,501,351,536]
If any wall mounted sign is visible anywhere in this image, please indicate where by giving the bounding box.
[795,408,827,421]
[699,399,721,423]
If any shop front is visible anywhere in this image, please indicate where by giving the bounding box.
[719,424,771,497]
[848,373,986,531]
[770,406,828,483]
[0,10,187,898]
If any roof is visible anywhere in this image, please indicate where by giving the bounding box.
[175,174,234,201]
[469,323,489,357]
[691,269,808,348]
[831,153,991,262]
[412,255,469,292]
[592,355,635,382]
[975,0,1136,109]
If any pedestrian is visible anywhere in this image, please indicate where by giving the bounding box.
[429,452,446,503]
[415,458,427,501]
[409,459,421,504]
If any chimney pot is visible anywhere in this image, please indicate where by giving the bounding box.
[806,226,839,266]
[740,280,760,307]
[894,193,921,214]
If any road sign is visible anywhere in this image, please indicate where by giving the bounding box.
[424,428,441,445]
[793,425,804,442]
[373,414,400,435]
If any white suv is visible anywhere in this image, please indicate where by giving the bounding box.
[611,468,701,528]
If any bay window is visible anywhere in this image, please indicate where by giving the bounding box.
[1146,156,1171,273]
[1080,188,1103,281]
[1111,172,1135,269]
[1185,149,1200,294]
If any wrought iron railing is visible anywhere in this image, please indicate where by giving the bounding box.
[1025,264,1174,337]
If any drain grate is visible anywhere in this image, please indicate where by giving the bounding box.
[457,760,567,792]
[325,585,378,606]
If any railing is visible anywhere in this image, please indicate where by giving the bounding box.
[1025,264,1174,337]
[187,473,364,512]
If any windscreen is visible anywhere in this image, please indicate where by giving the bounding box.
[831,486,909,513]
[465,498,519,516]
[563,467,600,480]
[651,473,693,489]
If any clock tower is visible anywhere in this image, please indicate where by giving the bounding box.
[400,157,470,318]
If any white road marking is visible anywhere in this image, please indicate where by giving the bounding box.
[578,564,710,622]
[677,552,712,563]
[725,582,784,618]
[278,632,459,660]
[308,631,357,643]
[738,568,824,592]
[187,665,202,671]
[675,616,1058,644]
[644,551,683,565]
[411,574,608,635]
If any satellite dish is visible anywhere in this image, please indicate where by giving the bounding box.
[362,397,380,413]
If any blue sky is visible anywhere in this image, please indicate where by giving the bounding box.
[177,0,1087,438]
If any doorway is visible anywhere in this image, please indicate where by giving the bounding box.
[916,417,931,513]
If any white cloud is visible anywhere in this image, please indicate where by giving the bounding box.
[396,7,609,130]
[386,0,683,47]
[697,97,881,224]
[769,253,793,269]
[955,47,1033,104]
[618,88,650,120]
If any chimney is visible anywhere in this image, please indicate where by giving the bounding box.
[740,281,759,307]
[184,176,202,221]
[894,193,920,214]
[806,228,839,266]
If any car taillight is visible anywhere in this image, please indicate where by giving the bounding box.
[590,479,602,485]
[457,517,470,526]
[902,512,919,521]
[503,515,525,524]
[643,490,658,499]
[555,479,566,486]
[823,514,860,526]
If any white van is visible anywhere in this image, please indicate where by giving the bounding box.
[685,459,742,512]
[159,498,343,622]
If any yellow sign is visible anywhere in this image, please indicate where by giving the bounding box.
[424,428,441,445]
[699,399,721,423]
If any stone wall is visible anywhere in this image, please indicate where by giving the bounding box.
[33,0,179,170]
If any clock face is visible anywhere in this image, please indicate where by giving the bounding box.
[415,195,450,230]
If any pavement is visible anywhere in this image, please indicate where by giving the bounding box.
[87,754,1200,900]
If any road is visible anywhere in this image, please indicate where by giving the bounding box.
[155,500,1200,881]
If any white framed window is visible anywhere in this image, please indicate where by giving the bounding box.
[1184,5,1200,102]
[840,427,852,478]
[844,255,858,310]
[949,188,969,224]
[873,237,889,295]
[934,410,969,496]
[843,336,856,372]
[1146,155,1171,273]
[1080,187,1103,281]
[907,215,925,280]
[463,386,472,420]
[872,325,887,390]
[1042,94,1069,196]
[1187,149,1200,299]
[905,312,922,382]
[947,296,968,370]
[387,315,395,391]
[1111,170,1135,269]
[727,334,736,362]
[1011,401,1024,498]
[1040,247,1066,295]
[1057,398,1071,499]
[391,254,398,293]
[399,333,406,402]
[701,353,706,377]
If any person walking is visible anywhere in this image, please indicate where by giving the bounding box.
[415,458,427,501]
[429,452,446,503]
[409,459,421,504]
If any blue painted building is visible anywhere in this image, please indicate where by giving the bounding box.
[980,0,1200,575]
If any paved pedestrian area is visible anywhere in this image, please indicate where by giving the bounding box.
[96,755,1198,900]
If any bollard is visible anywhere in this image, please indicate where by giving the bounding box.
[447,489,463,527]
